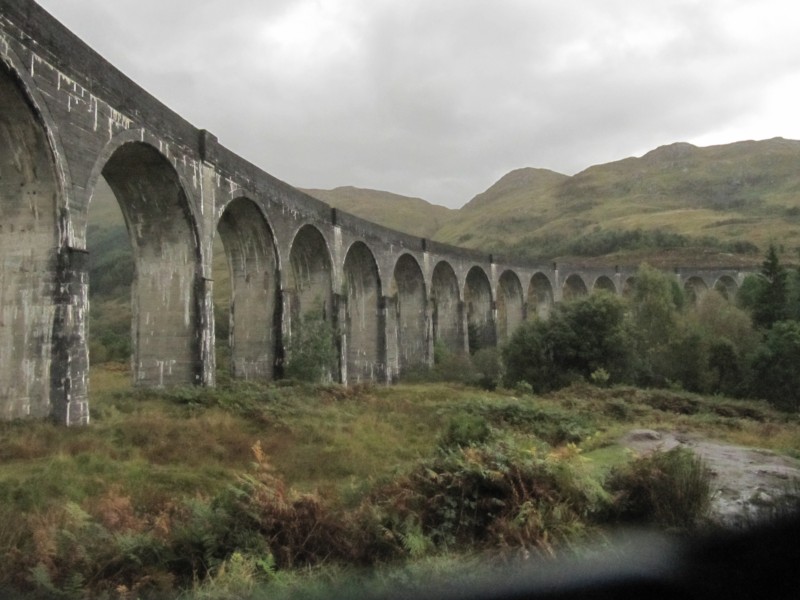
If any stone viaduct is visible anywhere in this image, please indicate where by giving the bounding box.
[0,1,750,425]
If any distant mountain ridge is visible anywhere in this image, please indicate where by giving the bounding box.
[304,138,800,266]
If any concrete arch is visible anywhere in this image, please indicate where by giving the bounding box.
[286,224,337,378]
[388,254,428,375]
[0,59,62,420]
[593,275,617,294]
[714,275,738,300]
[431,260,464,355]
[0,42,74,221]
[343,241,383,382]
[684,276,709,304]
[562,273,588,300]
[216,197,279,380]
[86,129,199,247]
[527,272,554,320]
[464,266,495,352]
[96,141,203,387]
[497,270,525,343]
[287,224,335,319]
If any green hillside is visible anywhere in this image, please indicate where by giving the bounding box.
[433,138,800,266]
[301,185,455,238]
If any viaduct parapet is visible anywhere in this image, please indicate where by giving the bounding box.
[0,1,753,424]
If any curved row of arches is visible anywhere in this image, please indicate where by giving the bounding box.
[0,54,745,422]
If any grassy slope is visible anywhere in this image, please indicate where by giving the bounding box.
[2,369,797,596]
[2,368,797,513]
[433,138,800,264]
[301,185,456,239]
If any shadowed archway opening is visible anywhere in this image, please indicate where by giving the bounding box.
[714,275,738,300]
[97,142,201,387]
[464,266,494,353]
[389,254,427,376]
[286,225,337,381]
[497,270,524,344]
[215,198,279,381]
[0,63,60,419]
[527,272,554,320]
[343,242,382,382]
[594,275,617,294]
[684,276,709,304]
[622,276,637,298]
[86,178,132,369]
[431,261,463,356]
[563,274,588,301]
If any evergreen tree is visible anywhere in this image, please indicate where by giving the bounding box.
[752,244,788,329]
[750,320,800,411]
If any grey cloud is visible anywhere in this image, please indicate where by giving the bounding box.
[36,0,800,207]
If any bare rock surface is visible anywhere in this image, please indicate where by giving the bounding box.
[620,430,800,525]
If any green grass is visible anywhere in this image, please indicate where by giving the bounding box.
[1,369,798,598]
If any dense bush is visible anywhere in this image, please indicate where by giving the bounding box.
[605,447,712,529]
[503,292,631,391]
[470,347,503,390]
[284,310,338,383]
[500,260,784,402]
[749,320,800,411]
[439,414,491,448]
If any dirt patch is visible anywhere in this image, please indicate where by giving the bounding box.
[620,429,800,525]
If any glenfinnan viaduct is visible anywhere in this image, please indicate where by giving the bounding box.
[1,1,748,425]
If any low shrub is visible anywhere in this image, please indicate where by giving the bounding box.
[371,438,608,556]
[439,414,491,448]
[284,310,337,383]
[604,447,712,529]
[470,348,503,390]
[478,401,592,446]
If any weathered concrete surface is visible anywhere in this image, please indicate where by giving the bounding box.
[465,266,495,352]
[217,198,278,380]
[343,242,383,383]
[497,270,525,345]
[0,58,60,421]
[387,253,429,379]
[431,260,464,356]
[0,0,756,424]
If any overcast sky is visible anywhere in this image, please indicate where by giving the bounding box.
[35,0,800,209]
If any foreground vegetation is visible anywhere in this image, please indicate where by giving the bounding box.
[1,366,798,598]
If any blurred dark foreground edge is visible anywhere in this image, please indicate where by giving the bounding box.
[358,516,800,600]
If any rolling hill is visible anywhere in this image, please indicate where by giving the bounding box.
[300,186,456,239]
[304,138,800,267]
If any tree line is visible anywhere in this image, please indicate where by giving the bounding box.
[501,245,800,411]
